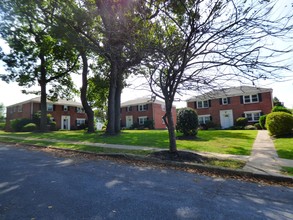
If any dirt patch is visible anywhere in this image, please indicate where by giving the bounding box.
[149,150,207,163]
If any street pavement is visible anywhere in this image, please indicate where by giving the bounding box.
[0,143,292,220]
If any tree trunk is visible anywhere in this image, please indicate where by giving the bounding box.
[39,80,47,132]
[114,73,123,133]
[164,101,177,153]
[106,62,118,135]
[80,52,95,133]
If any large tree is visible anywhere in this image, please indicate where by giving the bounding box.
[0,0,79,131]
[145,0,293,153]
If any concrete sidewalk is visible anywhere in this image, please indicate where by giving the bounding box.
[243,130,288,176]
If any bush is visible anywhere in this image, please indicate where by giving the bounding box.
[235,117,248,127]
[10,118,32,132]
[176,107,198,136]
[0,122,5,130]
[200,121,220,130]
[271,106,292,114]
[254,123,262,130]
[259,114,267,129]
[244,125,257,130]
[22,123,37,132]
[49,121,57,131]
[266,112,293,136]
[144,120,154,129]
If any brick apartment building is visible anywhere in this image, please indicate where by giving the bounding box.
[187,86,273,128]
[6,97,87,131]
[120,97,177,129]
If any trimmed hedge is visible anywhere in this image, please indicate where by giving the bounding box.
[22,123,37,132]
[266,112,293,136]
[259,114,267,129]
[271,106,292,114]
[10,118,32,132]
[176,107,198,136]
[235,117,248,127]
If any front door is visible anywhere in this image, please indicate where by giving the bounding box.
[126,115,133,128]
[220,110,233,129]
[61,115,71,130]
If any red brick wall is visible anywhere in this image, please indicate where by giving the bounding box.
[187,92,273,126]
[5,102,87,131]
[120,102,177,129]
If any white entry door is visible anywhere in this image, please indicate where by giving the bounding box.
[126,116,133,128]
[220,110,233,129]
[61,115,71,130]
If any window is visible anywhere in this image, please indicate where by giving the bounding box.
[138,116,148,125]
[244,111,261,122]
[126,106,132,112]
[198,115,211,125]
[76,107,84,113]
[222,98,228,105]
[161,104,166,112]
[138,104,148,111]
[17,105,23,112]
[63,105,68,111]
[76,118,86,127]
[197,100,209,109]
[47,104,53,111]
[243,94,259,104]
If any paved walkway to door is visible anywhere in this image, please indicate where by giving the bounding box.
[243,130,293,176]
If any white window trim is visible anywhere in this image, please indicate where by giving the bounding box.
[18,105,23,112]
[138,116,148,125]
[138,104,147,112]
[198,114,211,124]
[64,105,68,111]
[76,118,86,126]
[222,98,228,105]
[47,103,53,111]
[243,94,259,104]
[76,107,85,113]
[197,100,209,109]
[126,106,132,112]
[244,110,261,122]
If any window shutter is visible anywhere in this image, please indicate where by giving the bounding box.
[62,106,64,111]
[228,97,231,104]
[208,100,211,107]
[53,105,56,111]
[75,120,77,126]
[137,105,139,111]
[260,112,264,116]
[219,99,222,105]
[68,106,70,111]
[242,113,245,117]
[194,102,197,109]
[210,116,213,121]
[240,96,243,104]
[145,104,148,110]
[75,107,77,112]
[258,93,262,102]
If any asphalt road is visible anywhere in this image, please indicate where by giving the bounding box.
[0,144,292,220]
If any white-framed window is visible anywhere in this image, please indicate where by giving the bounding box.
[244,111,261,122]
[222,98,229,105]
[243,94,259,104]
[198,115,211,125]
[161,104,166,112]
[47,103,53,111]
[126,106,132,112]
[197,100,209,109]
[17,105,23,112]
[76,107,85,113]
[63,105,68,111]
[76,118,86,127]
[138,116,148,125]
[138,104,148,111]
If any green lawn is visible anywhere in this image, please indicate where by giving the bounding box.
[0,129,257,155]
[274,136,293,159]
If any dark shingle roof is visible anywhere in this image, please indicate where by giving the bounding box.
[187,86,272,102]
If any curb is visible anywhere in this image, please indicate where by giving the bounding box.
[2,141,293,186]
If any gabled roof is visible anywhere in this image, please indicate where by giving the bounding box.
[187,86,272,102]
[7,96,83,107]
[121,96,165,107]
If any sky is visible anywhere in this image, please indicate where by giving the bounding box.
[1,0,293,110]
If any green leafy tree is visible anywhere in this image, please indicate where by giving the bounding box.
[0,0,79,131]
[145,0,293,153]
[176,108,198,137]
